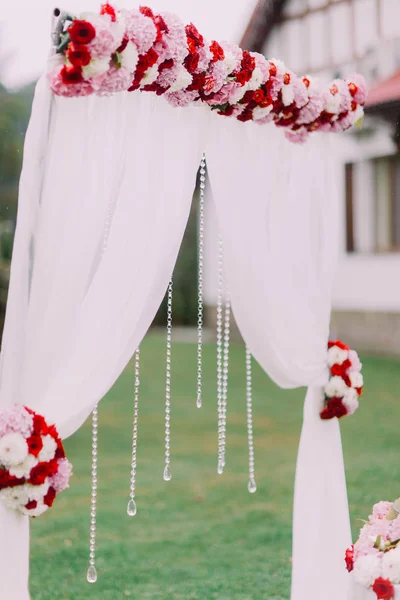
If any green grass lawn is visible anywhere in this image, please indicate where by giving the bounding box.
[30,335,400,599]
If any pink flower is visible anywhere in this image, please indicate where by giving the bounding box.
[154,12,187,64]
[372,502,393,521]
[165,89,199,107]
[202,61,229,96]
[48,459,72,493]
[97,65,132,95]
[206,81,238,105]
[84,13,123,58]
[347,74,367,104]
[0,405,33,438]
[123,9,157,55]
[49,69,94,97]
[284,128,309,144]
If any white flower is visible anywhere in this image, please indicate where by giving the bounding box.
[342,388,359,415]
[282,84,295,107]
[139,64,159,88]
[353,554,382,587]
[349,371,363,389]
[248,67,264,91]
[22,501,48,518]
[0,485,29,509]
[327,346,349,367]
[229,83,249,104]
[82,58,110,80]
[252,105,273,121]
[9,454,38,479]
[325,93,341,115]
[353,104,364,123]
[222,51,239,75]
[324,376,348,398]
[120,41,139,73]
[169,66,193,92]
[382,547,400,584]
[0,433,28,467]
[38,435,57,463]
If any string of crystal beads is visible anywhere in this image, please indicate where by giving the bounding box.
[246,346,257,494]
[127,347,140,516]
[196,154,206,409]
[220,291,231,469]
[87,406,99,583]
[163,278,173,482]
[216,235,224,475]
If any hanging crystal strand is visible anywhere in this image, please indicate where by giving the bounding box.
[163,279,173,482]
[196,154,206,409]
[220,290,231,470]
[216,235,224,475]
[127,347,140,516]
[86,188,114,584]
[246,346,257,494]
[87,406,99,583]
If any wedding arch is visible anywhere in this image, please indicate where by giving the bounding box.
[0,3,370,599]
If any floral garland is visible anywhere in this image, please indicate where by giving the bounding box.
[320,340,364,420]
[48,3,367,144]
[345,501,400,600]
[0,405,72,517]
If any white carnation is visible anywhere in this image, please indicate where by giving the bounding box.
[282,84,295,107]
[222,51,239,75]
[82,58,110,80]
[120,41,139,73]
[0,433,28,467]
[327,346,349,367]
[342,389,359,415]
[325,93,341,115]
[9,454,38,479]
[229,83,248,104]
[26,482,50,502]
[353,554,382,587]
[382,547,400,584]
[349,371,363,389]
[37,435,57,463]
[139,64,159,88]
[252,105,273,121]
[324,376,348,398]
[169,66,193,93]
[0,485,29,509]
[248,67,264,91]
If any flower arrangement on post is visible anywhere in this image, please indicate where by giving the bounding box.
[345,500,400,600]
[48,3,367,143]
[320,340,364,420]
[0,405,72,517]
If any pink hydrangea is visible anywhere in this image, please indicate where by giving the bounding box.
[123,9,157,55]
[206,81,238,105]
[347,74,367,104]
[97,65,132,95]
[297,93,324,125]
[84,13,123,58]
[219,41,243,74]
[285,127,309,144]
[203,61,229,96]
[196,46,212,73]
[49,70,95,97]
[292,76,309,108]
[48,458,73,493]
[165,89,199,107]
[0,405,33,438]
[372,501,393,521]
[252,52,270,84]
[154,12,187,63]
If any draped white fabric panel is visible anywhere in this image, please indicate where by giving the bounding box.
[205,117,352,600]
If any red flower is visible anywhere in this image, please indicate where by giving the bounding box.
[60,65,84,85]
[283,73,291,85]
[237,110,253,122]
[331,359,352,377]
[345,545,354,572]
[184,52,200,74]
[203,76,215,93]
[139,6,154,18]
[29,463,51,486]
[55,438,66,460]
[185,23,204,47]
[33,414,48,436]
[241,50,255,73]
[253,89,265,103]
[25,500,38,511]
[348,82,358,97]
[351,100,358,111]
[68,20,96,45]
[27,434,43,457]
[269,62,277,77]
[154,15,168,44]
[372,578,395,600]
[321,398,348,420]
[67,43,91,68]
[187,73,205,92]
[236,71,250,86]
[47,424,59,440]
[303,77,310,88]
[7,474,25,488]
[44,487,57,508]
[47,459,59,476]
[158,59,174,72]
[100,3,116,22]
[116,35,129,54]
[328,340,350,351]
[210,40,224,62]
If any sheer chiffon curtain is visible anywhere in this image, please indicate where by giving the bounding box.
[0,78,207,599]
[206,117,352,600]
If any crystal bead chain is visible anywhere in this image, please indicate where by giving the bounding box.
[220,291,231,470]
[196,154,206,409]
[87,406,98,583]
[216,235,224,475]
[246,346,257,494]
[127,348,140,516]
[163,279,173,482]
[87,185,114,584]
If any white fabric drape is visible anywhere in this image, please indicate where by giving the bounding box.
[0,77,207,599]
[205,116,352,600]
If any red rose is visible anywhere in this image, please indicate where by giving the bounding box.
[372,578,395,600]
[33,414,48,435]
[139,6,154,18]
[29,463,51,486]
[47,424,59,440]
[7,474,25,488]
[348,82,358,97]
[184,52,200,74]
[44,486,57,508]
[25,500,38,511]
[146,48,159,68]
[100,3,116,22]
[27,434,43,457]
[158,59,174,72]
[67,43,91,67]
[68,20,96,45]
[47,459,59,476]
[269,62,277,77]
[236,71,249,86]
[237,110,253,122]
[187,73,205,92]
[253,89,265,103]
[241,50,255,73]
[328,340,350,351]
[331,359,352,377]
[185,23,204,47]
[210,40,225,62]
[321,398,348,420]
[55,438,66,460]
[344,545,354,572]
[60,65,84,85]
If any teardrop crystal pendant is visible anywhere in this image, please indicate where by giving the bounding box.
[196,393,202,409]
[127,499,137,516]
[217,460,224,476]
[87,565,97,584]
[163,465,172,481]
[248,478,257,494]
[196,153,206,409]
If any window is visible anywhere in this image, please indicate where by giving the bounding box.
[345,155,400,253]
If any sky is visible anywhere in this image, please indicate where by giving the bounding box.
[1,0,257,89]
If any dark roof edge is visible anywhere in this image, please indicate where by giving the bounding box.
[240,0,288,52]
